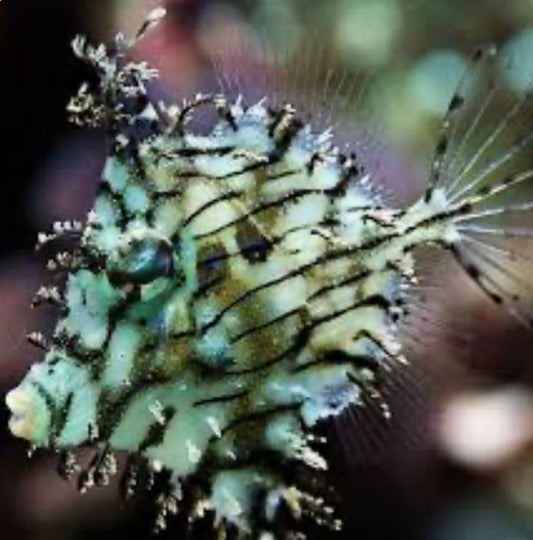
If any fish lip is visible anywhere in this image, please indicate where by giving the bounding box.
[6,387,27,415]
[5,387,30,437]
[5,385,49,443]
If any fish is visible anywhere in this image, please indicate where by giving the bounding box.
[6,6,533,538]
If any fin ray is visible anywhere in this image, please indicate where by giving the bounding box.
[428,46,533,329]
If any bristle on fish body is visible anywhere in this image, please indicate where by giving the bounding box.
[6,8,533,538]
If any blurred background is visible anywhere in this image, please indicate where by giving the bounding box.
[4,0,533,538]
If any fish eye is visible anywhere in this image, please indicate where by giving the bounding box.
[107,229,175,286]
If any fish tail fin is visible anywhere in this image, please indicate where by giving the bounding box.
[426,46,533,329]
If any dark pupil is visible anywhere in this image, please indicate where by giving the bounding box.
[240,237,271,262]
[235,221,272,263]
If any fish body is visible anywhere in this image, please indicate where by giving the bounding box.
[6,11,533,538]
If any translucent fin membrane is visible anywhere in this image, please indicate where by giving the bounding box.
[197,13,401,206]
[332,351,434,467]
[332,250,477,467]
[427,46,533,328]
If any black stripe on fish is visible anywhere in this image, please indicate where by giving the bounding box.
[230,307,304,345]
[53,391,75,445]
[193,390,248,408]
[138,406,177,452]
[199,233,399,336]
[193,189,336,241]
[221,404,302,438]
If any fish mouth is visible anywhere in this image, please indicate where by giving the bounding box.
[5,386,48,443]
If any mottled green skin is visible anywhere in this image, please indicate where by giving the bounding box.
[5,31,463,537]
